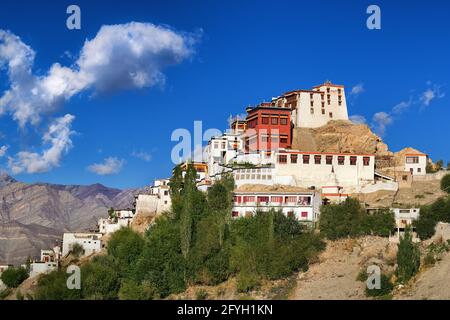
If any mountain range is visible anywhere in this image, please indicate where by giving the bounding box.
[0,173,141,265]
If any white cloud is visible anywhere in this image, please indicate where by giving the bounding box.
[8,114,75,174]
[0,22,198,127]
[350,83,364,96]
[0,145,8,157]
[372,112,392,136]
[392,99,412,114]
[420,85,445,106]
[131,150,152,162]
[349,115,367,125]
[88,157,124,175]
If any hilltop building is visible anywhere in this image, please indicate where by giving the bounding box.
[29,247,60,278]
[62,233,103,257]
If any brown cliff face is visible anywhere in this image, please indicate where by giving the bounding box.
[291,120,392,157]
[0,174,140,265]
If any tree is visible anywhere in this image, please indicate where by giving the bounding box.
[440,174,450,194]
[436,160,444,171]
[413,213,437,240]
[0,267,29,288]
[107,228,144,278]
[71,243,84,257]
[169,164,184,217]
[396,228,420,283]
[118,279,158,300]
[81,255,121,300]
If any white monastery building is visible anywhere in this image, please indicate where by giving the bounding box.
[404,152,427,176]
[62,232,103,257]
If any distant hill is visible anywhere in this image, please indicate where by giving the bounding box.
[0,173,142,265]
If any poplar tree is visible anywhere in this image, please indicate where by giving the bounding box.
[396,228,420,283]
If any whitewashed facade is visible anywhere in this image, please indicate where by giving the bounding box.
[404,153,427,176]
[62,233,103,257]
[232,190,321,223]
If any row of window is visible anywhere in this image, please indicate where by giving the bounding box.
[234,195,312,205]
[232,211,308,218]
[277,154,371,166]
[235,173,272,181]
[247,116,289,128]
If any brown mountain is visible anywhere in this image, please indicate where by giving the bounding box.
[0,173,141,265]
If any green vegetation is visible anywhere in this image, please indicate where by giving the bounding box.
[71,243,84,258]
[414,194,450,240]
[35,165,325,299]
[396,228,420,284]
[0,266,29,288]
[319,198,395,240]
[440,173,450,194]
[365,274,394,298]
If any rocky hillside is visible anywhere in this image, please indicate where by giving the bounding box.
[0,173,141,265]
[291,120,392,157]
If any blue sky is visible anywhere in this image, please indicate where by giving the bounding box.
[0,0,449,189]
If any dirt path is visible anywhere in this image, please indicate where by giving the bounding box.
[290,237,394,300]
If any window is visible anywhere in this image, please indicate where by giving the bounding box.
[322,109,325,114]
[271,196,283,203]
[328,100,331,105]
[301,211,308,218]
[287,211,295,218]
[338,101,342,106]
[321,94,324,100]
[257,196,270,203]
[262,116,269,124]
[285,196,297,203]
[310,93,314,99]
[214,142,219,149]
[338,156,345,165]
[322,102,325,108]
[406,156,419,164]
[329,112,333,118]
[310,108,314,114]
[326,155,333,165]
[232,211,239,217]
[310,101,314,107]
[363,157,370,166]
[338,88,342,94]
[271,117,278,125]
[233,196,241,203]
[350,156,357,165]
[303,154,310,164]
[314,155,321,164]
[327,88,330,93]
[221,141,226,149]
[278,155,287,163]
[298,196,311,205]
[290,154,298,164]
[164,190,169,195]
[418,168,421,173]
[280,117,288,125]
[280,137,288,144]
[402,175,408,181]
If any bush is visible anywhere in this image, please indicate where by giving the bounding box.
[81,255,121,300]
[396,229,420,283]
[118,279,158,300]
[195,288,208,300]
[423,253,436,266]
[365,274,393,297]
[107,228,144,278]
[441,174,450,194]
[0,267,29,288]
[71,243,84,257]
[34,269,82,300]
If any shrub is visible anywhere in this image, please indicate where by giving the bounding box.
[195,288,208,300]
[34,269,82,300]
[365,274,394,297]
[118,279,158,300]
[423,253,436,266]
[0,267,29,288]
[81,255,121,300]
[441,174,450,194]
[396,228,420,283]
[71,243,84,257]
[107,228,144,278]
[236,271,260,293]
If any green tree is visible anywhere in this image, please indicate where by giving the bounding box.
[440,174,450,194]
[169,164,184,217]
[107,228,144,278]
[118,279,158,300]
[396,228,420,283]
[81,255,121,300]
[71,243,84,258]
[0,267,29,288]
[34,269,82,300]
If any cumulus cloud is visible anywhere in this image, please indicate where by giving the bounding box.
[8,114,75,174]
[88,157,124,175]
[0,22,198,127]
[372,112,393,136]
[350,83,364,96]
[420,84,445,106]
[349,115,367,125]
[0,145,8,157]
[131,150,152,162]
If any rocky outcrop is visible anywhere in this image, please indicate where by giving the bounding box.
[291,120,392,157]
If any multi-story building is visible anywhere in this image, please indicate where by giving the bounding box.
[134,178,172,216]
[271,81,349,128]
[243,103,292,153]
[231,189,322,224]
[404,152,427,176]
[62,233,103,257]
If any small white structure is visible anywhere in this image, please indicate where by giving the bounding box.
[404,152,427,176]
[135,178,172,216]
[232,190,321,223]
[390,208,420,242]
[62,233,103,257]
[30,261,57,278]
[98,209,135,235]
[0,265,11,290]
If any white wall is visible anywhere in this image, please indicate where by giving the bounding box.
[62,233,102,257]
[30,262,57,278]
[404,155,427,176]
